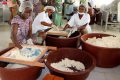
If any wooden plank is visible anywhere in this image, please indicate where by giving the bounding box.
[34,46,57,61]
[34,45,48,62]
[47,46,57,51]
[47,31,68,37]
[34,45,57,51]
[0,56,45,67]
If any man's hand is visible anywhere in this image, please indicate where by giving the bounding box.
[78,23,87,31]
[27,38,34,45]
[78,26,85,31]
[63,24,70,31]
[41,22,53,27]
[16,44,23,49]
[49,23,53,27]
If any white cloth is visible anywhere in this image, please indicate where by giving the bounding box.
[44,6,55,12]
[68,12,92,33]
[32,11,52,33]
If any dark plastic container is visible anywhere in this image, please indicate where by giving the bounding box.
[45,33,80,48]
[81,33,120,68]
[0,47,43,80]
[45,48,96,80]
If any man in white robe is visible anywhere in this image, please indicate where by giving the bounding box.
[63,4,92,34]
[32,6,55,44]
[32,6,55,34]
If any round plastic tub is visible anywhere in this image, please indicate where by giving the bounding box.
[45,33,80,48]
[0,47,43,80]
[81,33,120,68]
[45,48,96,80]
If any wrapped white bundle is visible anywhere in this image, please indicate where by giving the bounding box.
[51,58,85,72]
[86,36,120,48]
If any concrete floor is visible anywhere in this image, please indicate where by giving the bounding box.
[0,22,11,50]
[0,22,120,80]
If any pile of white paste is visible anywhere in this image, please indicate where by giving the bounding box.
[51,58,85,72]
[86,36,120,48]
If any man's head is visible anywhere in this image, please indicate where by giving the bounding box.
[79,4,87,13]
[44,6,55,16]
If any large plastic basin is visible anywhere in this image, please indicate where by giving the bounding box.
[0,47,42,80]
[81,33,120,68]
[45,33,80,48]
[45,48,96,80]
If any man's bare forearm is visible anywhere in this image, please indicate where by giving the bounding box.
[63,24,71,31]
[41,22,52,27]
[78,23,88,31]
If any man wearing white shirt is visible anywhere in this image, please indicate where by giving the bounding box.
[63,4,92,35]
[32,6,55,34]
[32,6,55,44]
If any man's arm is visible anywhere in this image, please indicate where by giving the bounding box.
[63,24,71,31]
[41,22,52,27]
[27,21,32,38]
[78,23,88,31]
[12,23,22,49]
